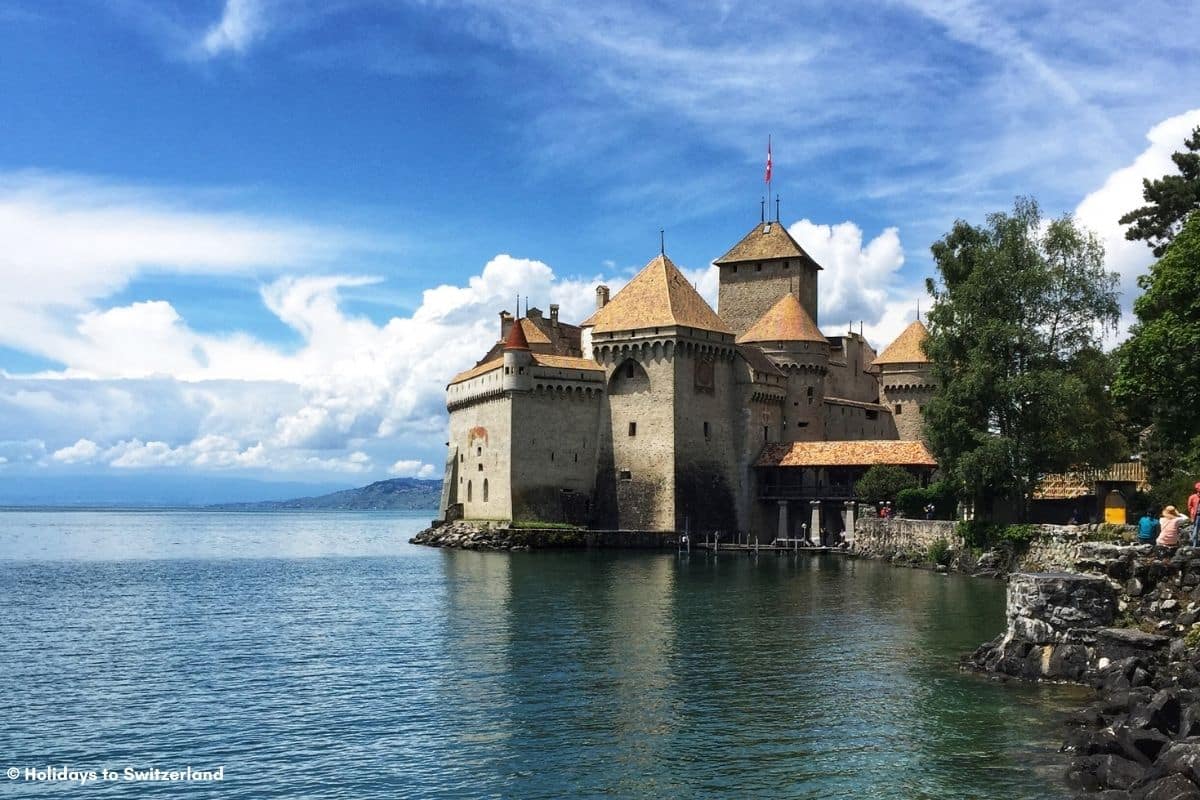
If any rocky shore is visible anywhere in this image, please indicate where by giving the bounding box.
[409,520,676,550]
[967,544,1200,798]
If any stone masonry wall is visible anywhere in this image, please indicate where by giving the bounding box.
[852,518,962,558]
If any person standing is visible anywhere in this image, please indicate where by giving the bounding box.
[1189,482,1200,547]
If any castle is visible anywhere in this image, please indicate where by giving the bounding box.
[438,214,937,542]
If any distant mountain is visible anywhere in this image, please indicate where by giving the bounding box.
[209,478,442,511]
[0,475,353,508]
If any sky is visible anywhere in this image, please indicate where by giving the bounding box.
[1,0,1199,500]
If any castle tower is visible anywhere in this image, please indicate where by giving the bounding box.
[872,320,934,442]
[737,292,829,441]
[715,220,823,338]
[501,318,533,393]
[586,253,739,533]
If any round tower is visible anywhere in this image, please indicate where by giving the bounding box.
[873,320,934,441]
[502,318,534,393]
[737,293,829,440]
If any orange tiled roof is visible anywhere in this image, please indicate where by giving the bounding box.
[504,318,532,350]
[448,357,503,386]
[714,221,820,267]
[1034,461,1151,500]
[873,320,930,365]
[756,440,937,468]
[737,293,826,344]
[590,254,732,335]
[533,354,604,371]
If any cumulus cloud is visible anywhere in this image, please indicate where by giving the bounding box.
[1074,108,1200,334]
[390,459,438,479]
[784,219,915,350]
[51,439,101,464]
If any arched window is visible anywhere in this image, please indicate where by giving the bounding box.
[483,479,489,502]
[467,480,473,502]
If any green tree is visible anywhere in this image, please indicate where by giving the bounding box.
[1120,126,1200,257]
[854,465,918,503]
[1113,211,1200,485]
[923,197,1123,520]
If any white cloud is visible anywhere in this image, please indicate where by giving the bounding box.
[198,0,265,58]
[390,459,437,479]
[52,438,101,464]
[1075,108,1200,335]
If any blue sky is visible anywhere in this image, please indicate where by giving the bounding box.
[1,0,1199,499]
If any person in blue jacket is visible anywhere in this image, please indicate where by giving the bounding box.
[1138,508,1160,544]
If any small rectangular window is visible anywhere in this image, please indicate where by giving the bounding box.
[477,463,483,471]
[895,404,902,415]
[797,421,809,428]
[619,470,632,481]
[763,426,769,442]
[703,421,711,440]
[866,410,878,420]
[626,362,635,378]
[628,422,637,437]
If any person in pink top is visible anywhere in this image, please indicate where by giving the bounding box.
[1158,505,1188,548]
[1189,483,1200,547]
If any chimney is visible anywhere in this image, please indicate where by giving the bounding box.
[549,304,559,326]
[499,310,513,340]
[595,285,610,310]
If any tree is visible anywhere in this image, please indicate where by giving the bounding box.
[1120,126,1200,257]
[1113,210,1200,486]
[854,465,918,503]
[923,197,1123,520]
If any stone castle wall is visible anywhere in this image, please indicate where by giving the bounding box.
[448,393,513,520]
[717,258,819,336]
[672,344,739,534]
[509,386,603,524]
[878,366,934,442]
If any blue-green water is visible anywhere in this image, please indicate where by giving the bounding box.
[0,511,1080,798]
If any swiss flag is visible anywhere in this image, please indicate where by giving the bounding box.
[764,136,772,183]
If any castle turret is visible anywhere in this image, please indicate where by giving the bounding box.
[502,317,533,392]
[715,220,823,337]
[872,320,934,441]
[738,293,829,440]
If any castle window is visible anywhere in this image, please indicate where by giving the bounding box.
[756,263,762,272]
[806,387,813,397]
[460,454,464,462]
[784,261,790,269]
[628,422,637,437]
[895,404,902,415]
[574,453,578,463]
[796,421,809,428]
[518,366,525,374]
[505,367,510,374]
[551,452,555,462]
[866,410,878,420]
[619,470,632,481]
[703,421,711,440]
[477,463,483,471]
[626,362,635,378]
[732,265,737,274]
[467,480,473,502]
[763,426,769,442]
[477,446,482,456]
[483,479,489,502]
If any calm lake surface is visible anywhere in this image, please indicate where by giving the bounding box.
[0,511,1082,799]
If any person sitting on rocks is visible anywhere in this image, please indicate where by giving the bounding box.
[1138,508,1160,544]
[1157,505,1188,548]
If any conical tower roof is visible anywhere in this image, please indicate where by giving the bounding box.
[714,220,821,268]
[503,317,531,350]
[873,320,930,365]
[590,254,732,335]
[737,293,826,345]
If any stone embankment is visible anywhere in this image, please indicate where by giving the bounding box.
[410,520,677,551]
[853,517,1119,576]
[967,544,1200,798]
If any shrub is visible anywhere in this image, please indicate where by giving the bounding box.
[855,465,919,504]
[957,521,1038,551]
[896,481,958,519]
[927,538,953,566]
[1185,626,1200,649]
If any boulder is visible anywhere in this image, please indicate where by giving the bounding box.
[1134,773,1200,800]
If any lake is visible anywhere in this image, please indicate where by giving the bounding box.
[0,511,1081,798]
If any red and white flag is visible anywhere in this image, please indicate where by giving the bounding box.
[764,135,772,183]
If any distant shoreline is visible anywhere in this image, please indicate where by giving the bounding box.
[0,506,439,513]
